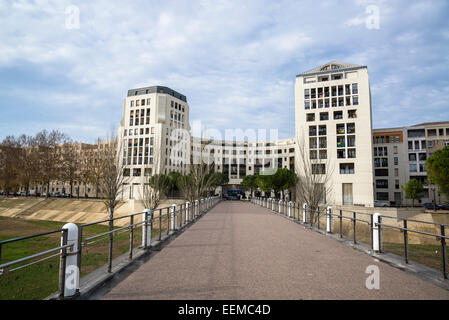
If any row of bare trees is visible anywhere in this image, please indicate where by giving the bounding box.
[0,130,107,198]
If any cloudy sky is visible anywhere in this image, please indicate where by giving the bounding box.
[1,0,448,143]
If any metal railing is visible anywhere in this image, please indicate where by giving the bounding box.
[0,196,220,299]
[251,196,449,279]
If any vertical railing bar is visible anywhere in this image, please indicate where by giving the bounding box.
[441,225,447,279]
[403,219,408,264]
[129,215,134,260]
[58,229,68,300]
[339,209,343,238]
[353,211,356,244]
[158,208,162,241]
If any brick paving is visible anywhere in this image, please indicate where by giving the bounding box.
[104,201,449,300]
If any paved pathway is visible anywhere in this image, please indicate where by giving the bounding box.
[104,201,449,300]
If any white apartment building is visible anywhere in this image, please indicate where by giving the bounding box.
[295,61,374,206]
[374,121,449,206]
[118,86,190,200]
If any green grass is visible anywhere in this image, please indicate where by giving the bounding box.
[0,217,164,300]
[383,242,448,273]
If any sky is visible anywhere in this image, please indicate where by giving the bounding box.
[1,0,448,143]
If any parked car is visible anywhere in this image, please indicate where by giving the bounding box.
[374,200,390,207]
[423,202,437,210]
[19,192,27,196]
[437,203,449,210]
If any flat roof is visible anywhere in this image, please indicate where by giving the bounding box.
[127,86,187,102]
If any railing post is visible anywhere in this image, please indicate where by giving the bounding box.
[58,229,68,300]
[186,202,190,223]
[129,215,134,261]
[279,200,282,214]
[372,212,381,252]
[142,209,152,249]
[76,226,83,295]
[59,223,79,299]
[195,200,199,217]
[302,203,307,223]
[171,204,177,230]
[403,219,409,264]
[339,209,343,238]
[272,198,275,211]
[353,211,357,244]
[440,225,447,279]
[288,201,292,218]
[326,206,332,233]
[107,209,113,273]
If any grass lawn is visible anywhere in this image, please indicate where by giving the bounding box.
[0,217,163,300]
[382,242,448,273]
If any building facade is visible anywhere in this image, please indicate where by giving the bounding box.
[295,62,374,206]
[373,121,449,206]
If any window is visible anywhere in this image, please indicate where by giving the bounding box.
[348,109,357,118]
[310,150,317,160]
[439,128,444,136]
[375,169,389,176]
[419,153,426,161]
[337,149,346,159]
[130,100,134,107]
[320,112,329,121]
[394,157,398,165]
[376,180,388,189]
[124,169,130,177]
[419,164,426,172]
[319,137,327,148]
[309,126,317,136]
[307,113,315,121]
[409,153,416,162]
[309,137,317,149]
[336,124,345,135]
[409,164,417,172]
[408,141,413,150]
[352,83,358,94]
[394,168,398,176]
[340,163,355,174]
[347,123,355,134]
[353,96,359,105]
[348,148,356,158]
[319,125,327,136]
[334,111,343,120]
[337,137,345,148]
[305,101,310,109]
[428,140,433,148]
[312,164,326,174]
[376,192,389,201]
[427,129,437,137]
[347,136,355,147]
[133,168,141,177]
[304,89,310,99]
[393,146,398,154]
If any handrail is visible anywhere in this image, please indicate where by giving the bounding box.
[0,243,74,272]
[375,222,449,240]
[0,196,221,299]
[0,228,68,246]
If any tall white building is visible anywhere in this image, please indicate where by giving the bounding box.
[295,62,374,206]
[118,86,190,200]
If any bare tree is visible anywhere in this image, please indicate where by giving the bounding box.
[0,136,22,193]
[294,136,333,225]
[17,135,39,195]
[60,140,80,197]
[98,132,126,219]
[140,146,170,211]
[34,130,68,198]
